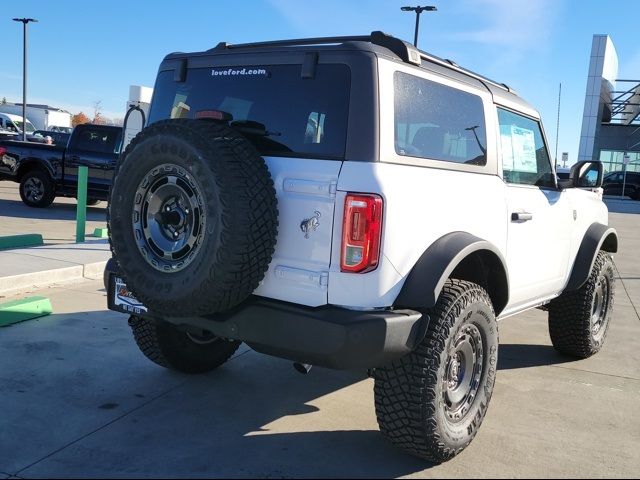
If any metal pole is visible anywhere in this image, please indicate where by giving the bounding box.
[13,18,37,141]
[22,21,27,142]
[401,6,436,47]
[76,166,88,242]
[621,158,628,200]
[555,83,561,167]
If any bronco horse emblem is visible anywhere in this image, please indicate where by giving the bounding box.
[300,211,321,239]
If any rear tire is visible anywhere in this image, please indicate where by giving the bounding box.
[19,169,55,208]
[374,279,499,463]
[129,315,241,374]
[548,251,615,358]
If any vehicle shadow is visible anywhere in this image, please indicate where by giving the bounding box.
[498,343,572,370]
[1,309,434,477]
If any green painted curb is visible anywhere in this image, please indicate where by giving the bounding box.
[92,227,109,238]
[0,234,44,250]
[0,296,53,327]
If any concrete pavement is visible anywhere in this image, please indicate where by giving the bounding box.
[0,240,111,297]
[0,183,106,245]
[0,211,639,477]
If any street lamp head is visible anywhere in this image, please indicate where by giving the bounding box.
[401,5,437,13]
[13,18,38,24]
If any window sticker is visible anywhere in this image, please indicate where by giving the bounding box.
[500,128,515,171]
[502,125,537,173]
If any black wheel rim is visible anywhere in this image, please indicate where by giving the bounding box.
[442,323,484,423]
[591,274,611,341]
[23,177,45,203]
[132,164,206,272]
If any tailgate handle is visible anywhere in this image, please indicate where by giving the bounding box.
[511,212,533,222]
[274,266,328,289]
[283,178,336,197]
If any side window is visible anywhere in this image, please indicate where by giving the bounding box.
[394,72,487,166]
[498,108,554,187]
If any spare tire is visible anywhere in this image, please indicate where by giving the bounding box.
[108,119,278,317]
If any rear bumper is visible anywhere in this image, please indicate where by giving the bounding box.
[105,259,427,370]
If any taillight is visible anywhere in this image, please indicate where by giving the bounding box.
[341,193,383,273]
[0,147,6,156]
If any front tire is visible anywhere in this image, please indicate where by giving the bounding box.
[548,251,615,358]
[19,169,55,208]
[374,279,499,463]
[129,316,241,374]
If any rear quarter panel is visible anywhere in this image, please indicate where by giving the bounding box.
[329,162,508,308]
[328,58,508,309]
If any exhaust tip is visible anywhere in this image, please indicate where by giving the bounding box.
[293,362,312,375]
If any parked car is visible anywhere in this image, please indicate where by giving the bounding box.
[603,170,640,199]
[0,112,37,136]
[104,31,617,463]
[0,123,122,207]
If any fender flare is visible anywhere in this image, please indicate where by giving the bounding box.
[17,157,57,181]
[565,223,618,291]
[395,231,509,314]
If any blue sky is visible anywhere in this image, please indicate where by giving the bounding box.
[3,0,639,164]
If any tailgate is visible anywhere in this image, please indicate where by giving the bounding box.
[253,156,342,307]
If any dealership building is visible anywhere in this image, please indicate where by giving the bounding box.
[578,34,640,173]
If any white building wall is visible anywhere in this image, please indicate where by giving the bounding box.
[578,35,618,161]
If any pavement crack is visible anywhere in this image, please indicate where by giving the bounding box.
[613,259,640,322]
[14,378,191,476]
[549,364,640,383]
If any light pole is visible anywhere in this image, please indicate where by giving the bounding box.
[13,17,38,142]
[401,5,437,48]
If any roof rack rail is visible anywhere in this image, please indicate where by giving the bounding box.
[210,35,371,52]
[417,51,512,92]
[209,31,512,93]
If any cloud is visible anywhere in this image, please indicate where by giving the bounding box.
[266,0,389,35]
[0,72,22,81]
[447,0,563,57]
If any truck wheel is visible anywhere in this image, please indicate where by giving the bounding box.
[108,119,278,317]
[129,315,241,374]
[548,251,615,358]
[19,169,55,208]
[374,279,499,463]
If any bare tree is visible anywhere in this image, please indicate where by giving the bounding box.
[92,100,103,124]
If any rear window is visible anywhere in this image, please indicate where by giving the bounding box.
[148,64,351,159]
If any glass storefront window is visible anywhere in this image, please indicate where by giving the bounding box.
[599,150,640,173]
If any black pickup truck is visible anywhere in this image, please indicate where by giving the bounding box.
[0,123,122,207]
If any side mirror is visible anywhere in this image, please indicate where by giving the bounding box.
[565,161,603,189]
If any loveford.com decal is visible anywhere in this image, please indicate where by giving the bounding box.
[211,67,270,77]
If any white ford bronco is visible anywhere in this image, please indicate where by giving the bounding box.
[105,32,618,462]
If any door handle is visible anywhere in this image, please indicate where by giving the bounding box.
[511,212,533,222]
